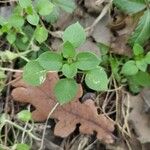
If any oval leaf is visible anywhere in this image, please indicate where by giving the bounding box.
[23,60,46,86]
[121,60,138,76]
[17,110,32,122]
[27,13,39,26]
[38,51,63,71]
[85,67,108,91]
[62,63,77,78]
[34,26,48,43]
[136,59,147,72]
[63,22,86,47]
[76,52,100,70]
[19,0,32,8]
[145,52,150,64]
[36,0,54,16]
[133,43,144,56]
[54,79,78,104]
[62,41,76,58]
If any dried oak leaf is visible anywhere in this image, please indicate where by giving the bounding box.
[11,72,114,143]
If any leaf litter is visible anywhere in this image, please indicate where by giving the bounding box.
[1,0,150,149]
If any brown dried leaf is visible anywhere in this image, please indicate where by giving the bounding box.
[11,73,114,143]
[126,94,150,143]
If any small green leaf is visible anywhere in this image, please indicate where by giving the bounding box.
[1,23,12,33]
[136,59,147,72]
[54,79,78,104]
[62,41,76,58]
[133,43,144,56]
[38,51,63,71]
[76,52,100,70]
[36,0,54,16]
[44,6,59,23]
[6,32,16,44]
[19,0,32,8]
[9,15,24,28]
[62,63,77,78]
[129,10,150,46]
[98,42,109,55]
[54,0,76,13]
[85,67,108,91]
[34,26,48,43]
[17,110,32,122]
[23,60,46,86]
[0,71,6,79]
[131,71,150,87]
[63,22,86,47]
[16,143,30,150]
[121,60,138,76]
[113,0,146,14]
[27,13,39,26]
[145,52,150,64]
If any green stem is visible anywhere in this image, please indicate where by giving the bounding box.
[5,120,41,141]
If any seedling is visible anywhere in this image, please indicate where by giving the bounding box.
[23,22,109,104]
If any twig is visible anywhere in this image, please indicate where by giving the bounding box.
[0,67,23,73]
[85,1,112,36]
[5,120,41,141]
[4,63,13,146]
[0,0,17,3]
[39,102,59,150]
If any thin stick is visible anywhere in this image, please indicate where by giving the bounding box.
[39,102,59,150]
[0,67,23,73]
[85,1,112,36]
[5,120,41,141]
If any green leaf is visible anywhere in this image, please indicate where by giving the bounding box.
[34,26,48,43]
[128,71,150,87]
[54,0,76,13]
[62,63,77,78]
[19,0,32,8]
[63,22,86,47]
[129,10,150,46]
[85,67,108,91]
[6,32,16,44]
[0,16,6,26]
[113,0,146,14]
[23,60,46,86]
[98,42,109,55]
[133,43,144,56]
[0,71,6,79]
[44,6,59,23]
[17,110,32,122]
[145,52,150,64]
[36,0,54,16]
[27,13,39,26]
[121,60,138,76]
[16,144,30,150]
[9,15,24,28]
[62,41,76,58]
[38,51,63,71]
[54,79,78,104]
[136,59,147,72]
[76,52,100,70]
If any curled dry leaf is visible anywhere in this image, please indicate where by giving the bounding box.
[11,72,114,143]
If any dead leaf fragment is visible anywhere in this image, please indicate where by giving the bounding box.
[127,94,150,143]
[11,73,114,143]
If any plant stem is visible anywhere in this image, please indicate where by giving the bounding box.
[5,120,41,141]
[39,103,59,150]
